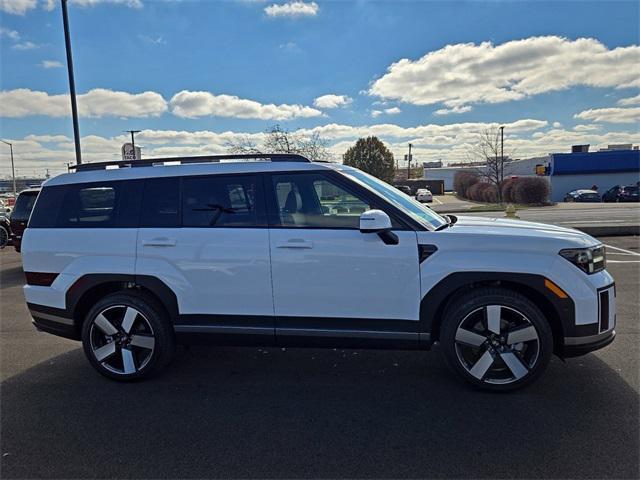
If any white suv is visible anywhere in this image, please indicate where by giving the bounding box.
[21,154,615,390]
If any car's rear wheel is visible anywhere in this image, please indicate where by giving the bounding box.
[81,291,175,381]
[440,287,553,391]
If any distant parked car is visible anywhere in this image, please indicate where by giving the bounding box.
[394,185,412,195]
[563,189,601,203]
[10,188,40,252]
[602,185,639,203]
[415,188,433,203]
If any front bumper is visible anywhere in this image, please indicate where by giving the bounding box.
[563,329,616,357]
[561,282,616,357]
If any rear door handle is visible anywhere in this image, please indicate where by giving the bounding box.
[276,239,313,249]
[142,237,176,247]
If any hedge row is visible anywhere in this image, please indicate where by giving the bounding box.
[454,172,550,204]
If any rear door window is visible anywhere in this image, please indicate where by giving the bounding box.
[182,175,265,227]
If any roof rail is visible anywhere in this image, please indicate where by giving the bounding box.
[70,153,311,172]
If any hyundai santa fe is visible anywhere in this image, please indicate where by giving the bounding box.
[21,153,615,391]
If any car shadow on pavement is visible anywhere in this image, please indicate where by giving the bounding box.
[1,346,638,479]
[0,266,24,290]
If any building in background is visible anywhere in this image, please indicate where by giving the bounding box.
[424,145,639,202]
[548,148,639,201]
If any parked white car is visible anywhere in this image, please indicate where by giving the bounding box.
[21,154,615,390]
[415,188,433,203]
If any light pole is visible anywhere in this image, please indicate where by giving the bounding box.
[61,0,82,165]
[0,140,17,199]
[406,143,412,179]
[124,130,141,160]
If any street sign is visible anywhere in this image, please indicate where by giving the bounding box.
[121,143,141,161]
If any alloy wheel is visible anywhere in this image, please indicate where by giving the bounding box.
[454,305,540,385]
[89,305,155,375]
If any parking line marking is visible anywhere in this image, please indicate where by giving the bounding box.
[432,197,443,205]
[607,260,640,263]
[605,245,640,257]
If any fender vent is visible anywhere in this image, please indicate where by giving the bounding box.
[418,244,438,264]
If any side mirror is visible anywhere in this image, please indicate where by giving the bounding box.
[359,209,392,232]
[359,210,398,245]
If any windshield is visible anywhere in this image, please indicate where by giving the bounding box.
[339,168,447,230]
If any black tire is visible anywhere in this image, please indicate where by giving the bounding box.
[0,226,8,249]
[81,291,175,381]
[440,287,553,392]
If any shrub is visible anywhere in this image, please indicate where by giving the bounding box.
[513,177,550,204]
[500,178,517,203]
[481,184,499,203]
[466,182,494,202]
[453,171,480,199]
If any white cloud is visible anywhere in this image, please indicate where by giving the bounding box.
[70,0,143,7]
[278,41,301,53]
[553,121,562,128]
[370,36,640,109]
[264,1,318,18]
[574,107,640,124]
[6,121,639,175]
[12,41,40,50]
[169,90,322,120]
[42,0,143,9]
[313,94,353,109]
[0,0,37,15]
[0,27,20,40]
[573,124,601,131]
[434,105,472,116]
[371,107,401,117]
[0,88,168,118]
[138,34,166,45]
[40,60,63,68]
[617,94,640,106]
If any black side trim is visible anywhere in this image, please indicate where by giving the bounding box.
[420,272,577,339]
[176,314,272,328]
[31,318,79,340]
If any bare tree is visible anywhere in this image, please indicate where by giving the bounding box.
[468,127,513,203]
[226,125,332,161]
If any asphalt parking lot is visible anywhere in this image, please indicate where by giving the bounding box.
[1,237,638,479]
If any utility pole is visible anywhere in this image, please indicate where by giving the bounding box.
[61,0,82,164]
[499,125,505,183]
[124,130,141,160]
[406,143,412,180]
[0,140,17,199]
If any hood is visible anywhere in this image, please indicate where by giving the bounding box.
[442,215,598,248]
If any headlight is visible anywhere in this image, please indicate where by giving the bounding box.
[559,245,606,274]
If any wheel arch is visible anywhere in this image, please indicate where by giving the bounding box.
[67,274,179,334]
[421,272,573,354]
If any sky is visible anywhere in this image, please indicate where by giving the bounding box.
[0,0,639,178]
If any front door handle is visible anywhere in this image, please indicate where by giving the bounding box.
[276,239,313,249]
[142,237,176,247]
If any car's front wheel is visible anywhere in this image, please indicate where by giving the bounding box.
[81,291,175,381]
[440,287,553,391]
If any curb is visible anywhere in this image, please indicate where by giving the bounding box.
[574,225,640,237]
